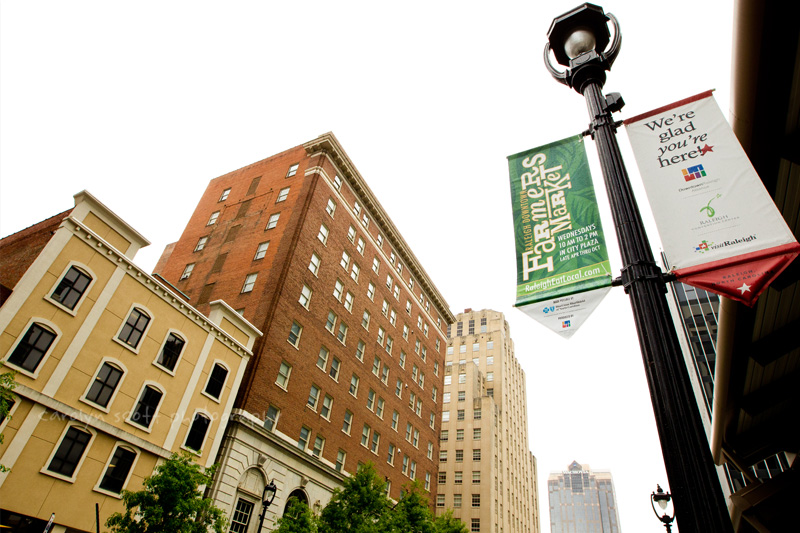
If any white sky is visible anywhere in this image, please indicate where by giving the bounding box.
[1,1,733,531]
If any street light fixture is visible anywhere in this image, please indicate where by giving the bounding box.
[544,4,733,532]
[257,480,277,532]
[651,485,676,532]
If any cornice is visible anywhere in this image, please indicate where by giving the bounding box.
[304,132,455,324]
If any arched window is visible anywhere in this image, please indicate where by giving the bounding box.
[7,321,57,373]
[50,265,92,310]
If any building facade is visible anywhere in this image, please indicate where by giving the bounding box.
[436,309,539,533]
[547,461,620,533]
[153,132,453,529]
[0,191,259,533]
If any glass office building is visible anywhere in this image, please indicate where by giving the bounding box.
[547,461,620,533]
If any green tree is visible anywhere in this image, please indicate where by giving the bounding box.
[432,510,469,533]
[381,480,434,533]
[274,497,318,533]
[106,452,227,533]
[318,463,388,533]
[0,371,17,473]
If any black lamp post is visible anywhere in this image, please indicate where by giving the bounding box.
[257,480,277,532]
[651,485,676,532]
[544,4,733,532]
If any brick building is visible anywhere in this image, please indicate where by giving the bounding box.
[154,132,453,529]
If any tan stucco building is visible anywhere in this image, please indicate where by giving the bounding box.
[436,309,539,533]
[0,191,260,533]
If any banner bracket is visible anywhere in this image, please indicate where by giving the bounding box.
[619,261,672,293]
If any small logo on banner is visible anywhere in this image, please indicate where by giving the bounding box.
[562,320,571,329]
[682,164,706,182]
[542,306,555,314]
[695,240,713,253]
[700,194,722,217]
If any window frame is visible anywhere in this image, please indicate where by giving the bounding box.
[254,241,270,260]
[3,318,60,377]
[126,382,165,432]
[202,361,230,402]
[114,305,153,354]
[153,329,187,375]
[46,263,95,314]
[182,409,213,454]
[81,358,126,412]
[95,443,139,497]
[42,423,95,482]
[266,213,280,230]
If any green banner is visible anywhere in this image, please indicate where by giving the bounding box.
[508,135,612,306]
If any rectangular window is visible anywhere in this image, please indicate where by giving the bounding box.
[455,450,463,462]
[440,430,449,441]
[474,428,481,439]
[372,357,381,376]
[471,519,480,532]
[367,389,376,411]
[298,426,310,450]
[266,213,280,229]
[442,411,450,422]
[342,410,353,434]
[204,362,228,400]
[316,346,329,371]
[340,251,351,270]
[349,374,359,396]
[230,499,254,533]
[184,413,211,452]
[288,322,303,347]
[326,197,337,217]
[399,351,406,368]
[473,449,481,461]
[333,175,342,190]
[299,285,313,309]
[472,471,481,483]
[309,253,321,275]
[329,357,341,380]
[325,311,337,333]
[118,308,150,349]
[376,397,385,418]
[356,340,366,361]
[98,445,136,493]
[362,310,371,329]
[474,409,482,420]
[337,322,348,344]
[372,257,380,274]
[286,163,299,177]
[335,450,346,472]
[312,436,325,457]
[264,405,279,431]
[307,385,320,410]
[439,450,447,462]
[387,443,396,465]
[344,292,354,312]
[47,426,92,477]
[275,186,290,203]
[381,364,389,384]
[350,263,360,282]
[454,471,463,484]
[180,263,194,280]
[241,273,257,293]
[85,362,123,408]
[456,429,464,441]
[395,379,403,398]
[377,327,385,346]
[347,225,356,242]
[370,431,380,453]
[8,322,57,373]
[361,424,371,447]
[276,362,292,389]
[207,211,219,225]
[318,224,329,244]
[357,237,365,255]
[194,236,208,252]
[219,188,231,201]
[130,386,162,429]
[391,410,399,430]
[334,280,344,301]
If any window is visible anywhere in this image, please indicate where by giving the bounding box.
[372,357,381,376]
[180,263,194,280]
[372,257,380,274]
[156,332,185,372]
[444,376,452,385]
[413,429,419,447]
[382,300,389,316]
[252,241,270,260]
[118,308,150,349]
[442,411,450,422]
[241,273,257,293]
[7,322,57,373]
[443,392,451,404]
[356,340,366,361]
[405,423,413,442]
[387,443,396,465]
[299,285,313,309]
[340,251,351,270]
[219,188,231,201]
[333,280,344,301]
[367,389,376,410]
[399,351,406,368]
[342,411,353,434]
[298,426,310,450]
[370,431,380,453]
[440,430,449,441]
[50,266,92,310]
[409,460,416,480]
[376,397,385,418]
[458,391,465,402]
[487,356,494,365]
[434,361,439,375]
[473,428,481,440]
[377,234,383,246]
[456,429,464,441]
[349,374,359,396]
[130,385,163,429]
[316,346,329,371]
[487,388,494,397]
[347,225,356,242]
[344,292,354,312]
[204,363,228,400]
[337,323,348,344]
[471,519,480,532]
[47,425,92,478]
[333,175,343,190]
[486,372,493,382]
[402,325,409,340]
[194,236,208,252]
[98,445,136,494]
[457,409,465,421]
[367,282,376,300]
[361,424,371,447]
[353,200,361,215]
[472,470,481,484]
[357,237,365,255]
[326,198,336,217]
[85,361,123,408]
[473,449,481,461]
[381,364,389,384]
[318,224,329,244]
[309,253,321,275]
[377,327,385,346]
[229,498,254,533]
[307,385,320,410]
[391,410,399,430]
[286,163,299,177]
[288,322,303,347]
[432,386,438,402]
[266,213,280,229]
[439,450,447,462]
[455,450,463,462]
[321,395,333,419]
[386,275,393,289]
[207,211,219,225]
[402,455,409,474]
[437,495,445,508]
[335,450,346,472]
[362,310,371,329]
[454,471,463,485]
[350,263,360,282]
[264,405,279,431]
[395,379,403,398]
[329,357,341,380]
[406,300,412,314]
[184,412,211,452]
[276,187,290,203]
[276,362,292,389]
[361,213,369,227]
[389,309,396,326]
[312,436,325,457]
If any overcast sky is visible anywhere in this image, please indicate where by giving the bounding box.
[1,1,734,530]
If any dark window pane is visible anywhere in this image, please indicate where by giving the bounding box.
[156,333,185,371]
[99,446,136,493]
[118,308,150,348]
[9,323,56,372]
[185,413,210,451]
[51,266,92,310]
[86,362,123,407]
[130,386,162,428]
[229,498,254,533]
[204,364,228,399]
[48,426,91,477]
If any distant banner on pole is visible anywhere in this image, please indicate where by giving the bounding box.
[507,135,612,338]
[624,91,799,305]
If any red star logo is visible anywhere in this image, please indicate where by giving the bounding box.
[699,144,714,155]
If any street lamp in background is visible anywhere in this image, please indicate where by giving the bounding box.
[258,480,277,532]
[651,485,676,532]
[543,4,733,532]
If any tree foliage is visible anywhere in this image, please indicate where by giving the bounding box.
[106,452,227,533]
[0,371,17,473]
[274,497,318,533]
[433,510,469,533]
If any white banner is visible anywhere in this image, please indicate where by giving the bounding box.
[516,287,611,339]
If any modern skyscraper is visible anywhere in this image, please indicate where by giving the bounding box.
[547,461,620,533]
[436,309,539,533]
[153,132,453,528]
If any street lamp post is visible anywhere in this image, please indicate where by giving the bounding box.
[651,485,676,532]
[544,4,733,532]
[257,480,278,532]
